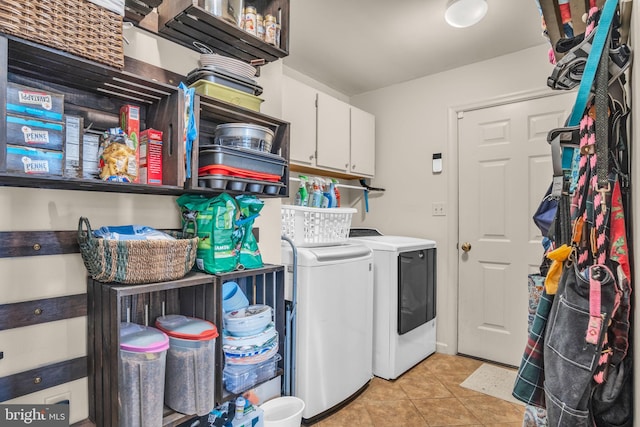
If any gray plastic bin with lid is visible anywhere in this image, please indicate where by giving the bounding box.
[119,322,169,427]
[155,315,219,416]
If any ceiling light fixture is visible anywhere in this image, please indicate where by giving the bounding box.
[445,0,488,28]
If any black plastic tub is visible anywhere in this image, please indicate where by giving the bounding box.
[199,145,286,176]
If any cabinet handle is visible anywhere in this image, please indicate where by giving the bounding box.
[309,154,314,160]
[34,308,43,315]
[33,243,41,251]
[352,164,356,169]
[345,163,349,168]
[34,377,42,384]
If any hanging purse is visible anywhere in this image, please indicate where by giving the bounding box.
[532,183,557,238]
[544,262,621,426]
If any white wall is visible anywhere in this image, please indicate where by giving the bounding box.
[0,190,180,423]
[283,65,350,103]
[350,43,557,353]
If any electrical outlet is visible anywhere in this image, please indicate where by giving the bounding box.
[432,202,446,216]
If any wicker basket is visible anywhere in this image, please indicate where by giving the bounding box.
[0,0,124,69]
[77,217,199,284]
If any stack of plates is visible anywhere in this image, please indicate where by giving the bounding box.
[199,54,257,80]
[224,305,272,337]
[186,66,263,96]
[223,305,279,365]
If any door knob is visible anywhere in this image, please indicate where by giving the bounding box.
[461,242,472,252]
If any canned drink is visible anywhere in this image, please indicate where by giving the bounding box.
[275,22,281,48]
[243,5,257,35]
[264,14,277,45]
[257,13,265,41]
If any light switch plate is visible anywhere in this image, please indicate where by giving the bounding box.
[432,153,442,173]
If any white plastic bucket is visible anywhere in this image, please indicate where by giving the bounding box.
[260,396,305,427]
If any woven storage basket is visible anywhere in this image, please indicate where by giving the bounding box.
[77,217,199,284]
[0,0,124,69]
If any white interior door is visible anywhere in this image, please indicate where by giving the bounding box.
[457,92,575,366]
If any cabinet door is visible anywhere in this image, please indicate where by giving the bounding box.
[282,76,317,167]
[350,106,375,177]
[316,92,350,173]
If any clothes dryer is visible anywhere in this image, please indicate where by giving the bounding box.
[349,228,437,380]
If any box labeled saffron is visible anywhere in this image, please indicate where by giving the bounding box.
[139,129,163,185]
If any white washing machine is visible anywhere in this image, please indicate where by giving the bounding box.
[281,242,373,423]
[349,229,437,380]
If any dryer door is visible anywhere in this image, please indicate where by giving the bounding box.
[398,248,436,335]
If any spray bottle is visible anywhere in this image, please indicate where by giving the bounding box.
[310,178,324,208]
[332,178,341,207]
[321,178,332,208]
[295,175,309,206]
[327,180,337,208]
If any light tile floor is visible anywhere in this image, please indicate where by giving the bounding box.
[312,353,525,426]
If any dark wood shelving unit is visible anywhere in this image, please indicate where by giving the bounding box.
[0,32,290,197]
[1,17,290,426]
[4,35,177,104]
[157,0,289,64]
[125,0,163,24]
[88,266,285,427]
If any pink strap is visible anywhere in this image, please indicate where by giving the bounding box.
[586,266,602,345]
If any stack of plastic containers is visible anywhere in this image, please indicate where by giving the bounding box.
[119,323,169,427]
[155,314,218,416]
[222,281,280,394]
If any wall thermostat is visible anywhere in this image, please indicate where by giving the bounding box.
[432,153,442,174]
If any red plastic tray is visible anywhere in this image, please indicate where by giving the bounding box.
[198,164,281,182]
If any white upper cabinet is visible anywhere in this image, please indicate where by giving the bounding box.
[282,75,317,167]
[282,76,376,178]
[316,92,351,173]
[350,106,375,178]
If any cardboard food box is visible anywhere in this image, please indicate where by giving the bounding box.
[6,114,65,151]
[6,145,64,176]
[139,128,163,186]
[83,132,101,180]
[64,115,83,178]
[120,104,140,182]
[7,82,64,122]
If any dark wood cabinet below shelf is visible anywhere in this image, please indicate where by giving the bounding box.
[87,266,285,427]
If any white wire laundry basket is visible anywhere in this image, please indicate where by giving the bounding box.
[281,205,357,247]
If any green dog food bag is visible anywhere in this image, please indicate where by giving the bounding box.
[235,195,264,270]
[176,193,241,274]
